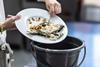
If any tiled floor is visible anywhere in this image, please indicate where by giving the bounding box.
[11,49,33,67]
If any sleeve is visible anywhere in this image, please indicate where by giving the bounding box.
[0,0,5,22]
[0,37,4,45]
[0,0,6,43]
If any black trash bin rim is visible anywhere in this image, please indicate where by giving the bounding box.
[33,36,85,53]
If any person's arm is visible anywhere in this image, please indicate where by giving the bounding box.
[43,0,62,15]
[0,15,20,32]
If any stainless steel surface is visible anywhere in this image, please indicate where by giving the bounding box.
[0,50,6,67]
[81,5,100,22]
[0,43,13,67]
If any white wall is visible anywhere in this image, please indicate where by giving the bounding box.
[83,0,100,6]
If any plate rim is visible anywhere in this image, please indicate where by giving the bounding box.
[15,8,68,44]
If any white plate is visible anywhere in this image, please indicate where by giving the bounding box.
[15,8,68,44]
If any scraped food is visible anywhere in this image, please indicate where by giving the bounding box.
[27,16,64,41]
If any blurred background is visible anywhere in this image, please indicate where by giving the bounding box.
[3,0,100,67]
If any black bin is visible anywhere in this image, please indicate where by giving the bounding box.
[31,36,86,67]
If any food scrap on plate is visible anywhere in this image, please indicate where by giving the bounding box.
[27,16,64,41]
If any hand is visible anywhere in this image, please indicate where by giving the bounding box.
[44,0,62,15]
[1,15,20,30]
